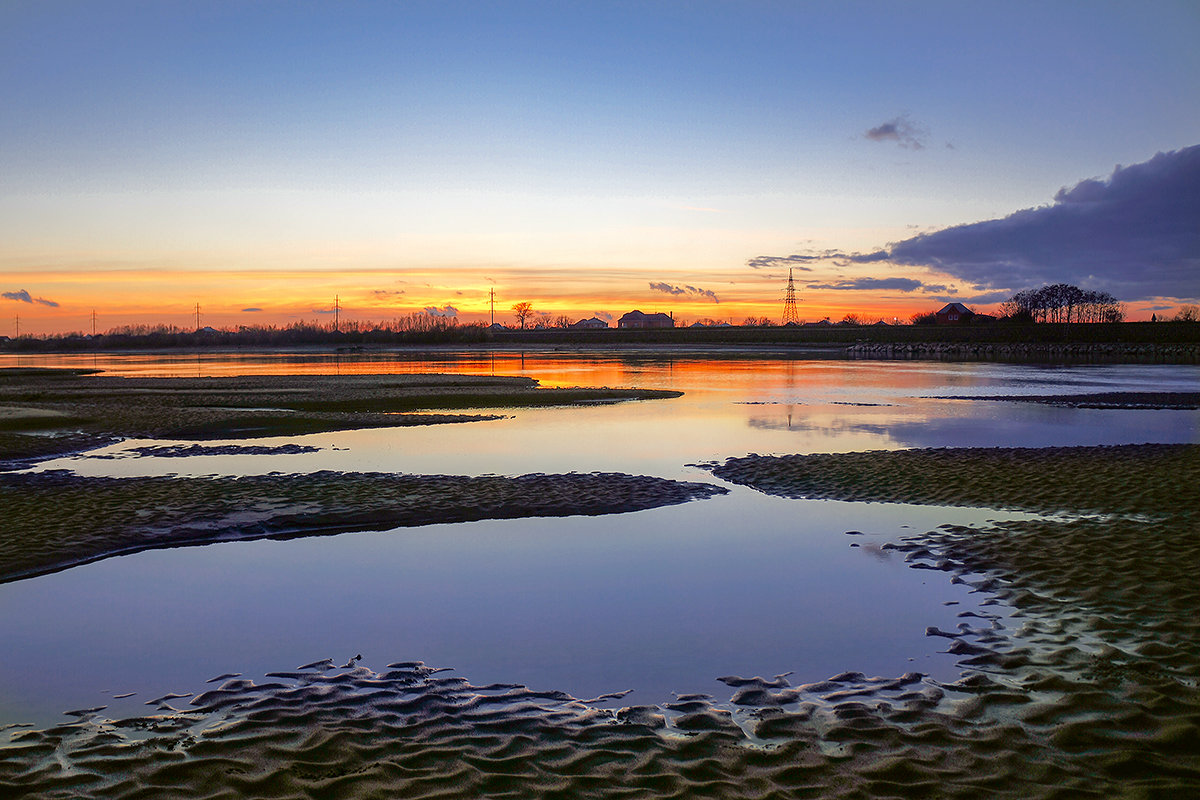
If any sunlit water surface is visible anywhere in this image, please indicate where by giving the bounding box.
[1,350,1196,727]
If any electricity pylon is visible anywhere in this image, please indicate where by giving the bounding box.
[782,268,800,325]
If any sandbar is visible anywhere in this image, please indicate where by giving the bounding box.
[0,470,727,584]
[0,369,681,467]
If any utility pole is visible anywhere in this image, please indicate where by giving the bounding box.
[334,295,340,332]
[194,303,201,331]
[91,309,97,337]
[489,288,495,326]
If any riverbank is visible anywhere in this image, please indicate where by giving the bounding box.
[5,320,1200,363]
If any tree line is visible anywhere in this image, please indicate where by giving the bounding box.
[1000,283,1125,324]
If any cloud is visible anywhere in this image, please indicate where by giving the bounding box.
[649,282,719,303]
[875,144,1200,301]
[929,291,1013,305]
[312,307,337,314]
[593,311,613,321]
[748,250,891,270]
[864,115,927,149]
[746,255,818,270]
[242,307,262,312]
[423,305,458,317]
[371,289,406,298]
[2,289,59,307]
[805,277,931,293]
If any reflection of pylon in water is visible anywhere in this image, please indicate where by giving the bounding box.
[782,268,800,325]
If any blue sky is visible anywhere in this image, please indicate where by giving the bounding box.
[2,0,1198,331]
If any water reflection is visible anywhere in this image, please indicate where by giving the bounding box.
[1,351,1196,728]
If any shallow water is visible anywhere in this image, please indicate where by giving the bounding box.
[1,350,1197,727]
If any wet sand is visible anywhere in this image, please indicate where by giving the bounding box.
[0,369,681,467]
[0,470,727,584]
[3,444,1198,797]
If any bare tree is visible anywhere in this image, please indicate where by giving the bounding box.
[511,302,533,329]
[1175,305,1199,322]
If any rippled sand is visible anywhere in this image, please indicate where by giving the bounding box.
[4,425,1199,795]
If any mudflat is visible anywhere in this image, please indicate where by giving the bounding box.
[3,443,1197,797]
[0,368,681,466]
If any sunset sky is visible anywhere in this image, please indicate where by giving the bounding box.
[3,1,1198,335]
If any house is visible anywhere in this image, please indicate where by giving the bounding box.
[571,317,609,329]
[935,303,975,324]
[618,310,674,329]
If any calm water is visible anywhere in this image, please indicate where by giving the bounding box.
[2,349,1197,727]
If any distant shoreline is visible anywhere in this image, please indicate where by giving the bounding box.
[3,321,1198,363]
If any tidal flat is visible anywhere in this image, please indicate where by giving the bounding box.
[4,442,1197,798]
[1,357,1197,797]
[0,368,681,467]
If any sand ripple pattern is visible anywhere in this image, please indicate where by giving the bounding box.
[706,443,1199,515]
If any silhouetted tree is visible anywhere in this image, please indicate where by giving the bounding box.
[511,302,534,329]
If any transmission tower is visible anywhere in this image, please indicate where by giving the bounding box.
[782,268,800,325]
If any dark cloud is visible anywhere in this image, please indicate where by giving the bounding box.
[242,307,262,312]
[423,305,458,317]
[312,307,336,315]
[371,289,406,298]
[929,291,1012,305]
[649,282,719,303]
[805,277,929,293]
[864,115,927,149]
[2,289,59,307]
[878,145,1200,301]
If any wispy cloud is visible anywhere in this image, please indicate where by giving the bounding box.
[371,289,406,298]
[649,282,719,303]
[805,277,942,293]
[423,305,458,317]
[746,255,819,270]
[876,145,1200,300]
[864,115,927,149]
[2,289,60,307]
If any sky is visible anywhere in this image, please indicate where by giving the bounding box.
[2,0,1198,335]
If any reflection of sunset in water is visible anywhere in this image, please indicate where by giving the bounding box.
[1,349,1196,730]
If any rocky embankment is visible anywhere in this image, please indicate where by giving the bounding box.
[846,341,1200,363]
